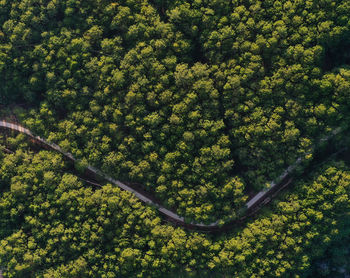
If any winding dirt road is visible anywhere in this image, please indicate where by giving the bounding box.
[0,120,343,231]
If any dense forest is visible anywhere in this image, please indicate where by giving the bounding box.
[1,0,350,277]
[1,137,350,277]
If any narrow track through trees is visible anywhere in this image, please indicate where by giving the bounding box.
[0,120,343,231]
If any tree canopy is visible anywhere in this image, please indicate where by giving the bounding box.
[1,0,350,276]
[1,0,350,222]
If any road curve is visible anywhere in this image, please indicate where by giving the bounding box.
[0,120,343,231]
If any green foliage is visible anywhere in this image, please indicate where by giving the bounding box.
[0,150,213,277]
[1,149,350,277]
[1,0,350,222]
[1,0,350,276]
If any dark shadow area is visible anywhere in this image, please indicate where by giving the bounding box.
[191,39,209,65]
[322,36,350,71]
[148,0,170,23]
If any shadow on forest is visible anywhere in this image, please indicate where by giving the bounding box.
[323,36,350,71]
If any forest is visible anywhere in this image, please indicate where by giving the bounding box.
[1,0,350,277]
